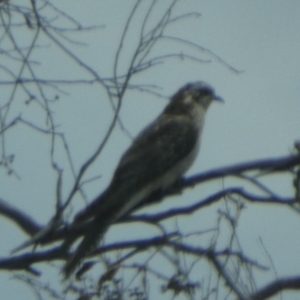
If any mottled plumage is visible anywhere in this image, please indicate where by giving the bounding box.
[63,81,223,277]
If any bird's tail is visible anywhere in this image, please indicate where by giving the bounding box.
[63,215,112,278]
[73,188,112,225]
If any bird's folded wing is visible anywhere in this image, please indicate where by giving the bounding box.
[74,115,199,224]
[64,115,200,277]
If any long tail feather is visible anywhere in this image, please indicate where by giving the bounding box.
[63,216,111,278]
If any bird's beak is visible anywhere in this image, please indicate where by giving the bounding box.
[213,95,224,103]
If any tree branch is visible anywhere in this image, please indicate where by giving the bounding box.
[249,276,300,300]
[185,154,300,188]
[0,198,42,236]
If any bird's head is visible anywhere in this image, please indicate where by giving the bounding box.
[166,81,223,115]
[178,81,223,109]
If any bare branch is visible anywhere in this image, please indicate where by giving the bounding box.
[185,154,300,188]
[249,276,300,300]
[0,198,42,236]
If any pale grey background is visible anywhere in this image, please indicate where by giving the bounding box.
[0,0,300,299]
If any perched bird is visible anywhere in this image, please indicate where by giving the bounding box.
[63,81,223,277]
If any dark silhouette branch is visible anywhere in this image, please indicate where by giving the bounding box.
[0,198,42,236]
[185,154,300,187]
[0,152,299,298]
[0,246,64,273]
[3,154,298,249]
[249,276,300,300]
[207,251,246,300]
[127,187,293,224]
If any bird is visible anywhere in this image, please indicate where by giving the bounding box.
[63,81,223,277]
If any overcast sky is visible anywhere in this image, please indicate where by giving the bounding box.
[1,1,300,299]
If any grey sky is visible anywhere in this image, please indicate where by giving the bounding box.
[0,1,300,299]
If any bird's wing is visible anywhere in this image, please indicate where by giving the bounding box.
[74,114,200,223]
[64,115,200,278]
[113,114,199,186]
